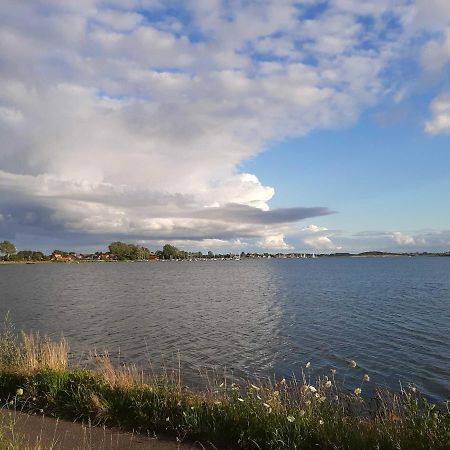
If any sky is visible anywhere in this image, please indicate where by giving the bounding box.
[0,0,450,254]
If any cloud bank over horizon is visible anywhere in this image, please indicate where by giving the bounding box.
[1,0,450,252]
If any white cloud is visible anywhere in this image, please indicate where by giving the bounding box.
[391,232,417,246]
[299,224,341,251]
[256,233,293,251]
[425,93,450,134]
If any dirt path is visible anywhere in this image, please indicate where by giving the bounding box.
[0,409,217,449]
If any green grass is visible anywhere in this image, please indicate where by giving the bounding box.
[0,320,449,449]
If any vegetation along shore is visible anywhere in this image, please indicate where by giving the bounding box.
[0,320,449,450]
[1,240,450,264]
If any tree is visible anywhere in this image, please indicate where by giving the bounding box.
[108,241,151,260]
[162,244,183,260]
[0,241,16,260]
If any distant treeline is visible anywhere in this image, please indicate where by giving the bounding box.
[1,239,450,262]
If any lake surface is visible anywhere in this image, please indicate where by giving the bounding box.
[0,258,449,401]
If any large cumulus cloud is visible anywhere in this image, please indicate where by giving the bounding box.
[0,0,449,251]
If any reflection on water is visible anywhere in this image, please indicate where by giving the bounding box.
[0,258,449,401]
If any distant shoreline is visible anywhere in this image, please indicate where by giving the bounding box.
[1,253,449,265]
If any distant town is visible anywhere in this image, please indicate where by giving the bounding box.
[1,240,450,263]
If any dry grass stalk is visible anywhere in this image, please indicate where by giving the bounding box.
[20,332,68,372]
[93,351,144,389]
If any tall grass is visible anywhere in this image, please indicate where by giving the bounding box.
[0,320,449,449]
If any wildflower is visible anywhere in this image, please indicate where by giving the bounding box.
[16,388,23,396]
[410,386,417,393]
[250,384,260,391]
[319,419,324,425]
[330,368,337,375]
[305,362,311,368]
[190,406,195,410]
[263,403,272,413]
[287,415,295,423]
[315,393,320,398]
[237,397,244,402]
[166,417,170,422]
[319,396,326,402]
[280,378,286,385]
[349,360,357,368]
[334,395,339,401]
[32,397,36,401]
[363,374,370,382]
[324,381,332,388]
[354,388,362,396]
[308,385,317,393]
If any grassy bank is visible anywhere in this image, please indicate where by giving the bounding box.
[0,323,449,449]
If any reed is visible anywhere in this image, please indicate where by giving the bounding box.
[0,321,449,450]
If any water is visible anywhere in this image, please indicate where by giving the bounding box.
[0,257,449,401]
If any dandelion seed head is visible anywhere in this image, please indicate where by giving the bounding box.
[16,388,23,396]
[363,374,370,382]
[349,360,357,368]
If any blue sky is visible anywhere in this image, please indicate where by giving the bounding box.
[0,0,449,253]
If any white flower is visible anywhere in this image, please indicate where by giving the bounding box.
[363,374,370,382]
[237,397,244,402]
[16,388,23,396]
[319,396,326,402]
[319,419,324,425]
[305,362,311,368]
[287,415,295,423]
[250,384,260,391]
[354,388,362,396]
[308,385,317,393]
[349,360,357,368]
[324,381,332,388]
